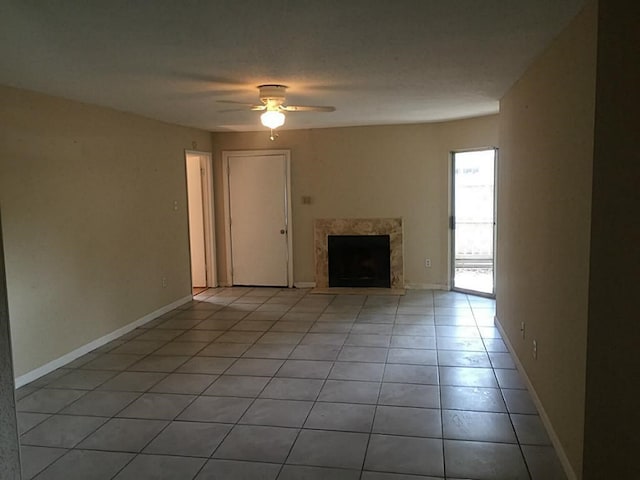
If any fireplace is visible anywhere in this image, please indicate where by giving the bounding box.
[328,235,391,288]
[314,218,404,289]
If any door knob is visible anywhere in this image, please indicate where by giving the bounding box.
[280,229,286,234]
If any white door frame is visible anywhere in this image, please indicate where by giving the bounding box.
[448,146,497,298]
[222,149,293,287]
[184,150,217,289]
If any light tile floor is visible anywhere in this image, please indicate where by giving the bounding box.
[16,288,567,479]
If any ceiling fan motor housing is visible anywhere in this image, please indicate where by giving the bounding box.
[259,84,288,108]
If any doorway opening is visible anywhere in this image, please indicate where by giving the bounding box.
[185,151,216,294]
[450,148,497,297]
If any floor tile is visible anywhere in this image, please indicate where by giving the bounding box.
[17,412,50,435]
[436,337,485,351]
[345,334,391,347]
[495,368,526,389]
[17,389,87,414]
[338,346,388,363]
[488,351,517,369]
[144,421,231,457]
[113,454,206,480]
[289,345,341,361]
[232,320,275,331]
[522,445,568,480]
[127,355,190,373]
[277,360,333,379]
[153,341,208,356]
[225,358,284,376]
[503,389,538,414]
[387,348,437,365]
[21,414,107,448]
[318,380,381,404]
[444,439,529,479]
[116,393,195,420]
[301,333,348,345]
[48,369,116,390]
[364,434,444,477]
[198,343,251,357]
[215,331,263,344]
[18,445,67,480]
[81,354,144,371]
[240,398,313,427]
[61,390,140,417]
[98,371,168,392]
[329,362,385,382]
[279,465,361,480]
[511,414,551,445]
[203,375,270,397]
[269,320,314,332]
[148,373,217,394]
[361,473,442,480]
[110,340,166,355]
[442,409,516,443]
[257,332,305,344]
[441,386,506,412]
[213,425,298,463]
[194,459,281,480]
[439,366,498,387]
[260,377,325,400]
[174,329,224,342]
[287,429,369,469]
[437,350,491,367]
[383,364,438,384]
[311,322,353,333]
[305,402,376,432]
[373,406,442,437]
[77,418,168,452]
[351,323,393,335]
[392,325,435,336]
[176,356,235,374]
[177,396,252,423]
[135,329,185,342]
[35,449,134,480]
[378,383,440,409]
[243,344,296,358]
[390,336,436,349]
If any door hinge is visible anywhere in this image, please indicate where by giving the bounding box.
[449,216,455,230]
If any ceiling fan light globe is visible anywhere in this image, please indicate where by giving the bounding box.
[260,110,285,129]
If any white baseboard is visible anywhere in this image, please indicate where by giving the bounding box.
[404,283,448,290]
[494,315,578,480]
[294,282,316,289]
[15,295,192,388]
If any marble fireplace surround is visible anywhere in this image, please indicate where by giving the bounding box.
[314,218,404,289]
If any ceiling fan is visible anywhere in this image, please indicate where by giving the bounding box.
[222,84,336,140]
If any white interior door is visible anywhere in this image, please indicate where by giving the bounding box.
[227,153,290,286]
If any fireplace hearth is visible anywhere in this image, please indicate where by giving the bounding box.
[328,235,391,288]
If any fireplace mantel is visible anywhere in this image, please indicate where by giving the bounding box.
[314,218,404,288]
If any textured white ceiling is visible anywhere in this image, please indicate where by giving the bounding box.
[0,0,586,132]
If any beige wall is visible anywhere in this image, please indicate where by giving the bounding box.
[212,117,498,288]
[583,0,640,477]
[497,2,597,477]
[0,86,211,376]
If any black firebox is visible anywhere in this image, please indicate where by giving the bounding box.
[328,235,391,288]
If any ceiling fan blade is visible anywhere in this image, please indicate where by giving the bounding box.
[216,100,258,106]
[281,105,336,112]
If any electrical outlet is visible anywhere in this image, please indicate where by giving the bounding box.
[425,258,432,268]
[161,276,167,288]
[532,339,538,360]
[520,322,526,339]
